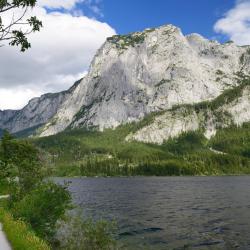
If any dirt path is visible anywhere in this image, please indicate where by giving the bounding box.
[0,195,12,249]
[209,147,226,155]
[0,195,10,199]
[0,223,12,250]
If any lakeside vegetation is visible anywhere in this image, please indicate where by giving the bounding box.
[0,131,118,250]
[0,208,51,250]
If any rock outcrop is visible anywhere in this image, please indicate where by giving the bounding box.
[126,83,250,144]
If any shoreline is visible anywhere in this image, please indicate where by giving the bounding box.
[52,174,250,178]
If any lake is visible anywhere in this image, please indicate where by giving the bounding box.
[55,176,250,249]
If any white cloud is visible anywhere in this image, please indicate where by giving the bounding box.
[0,4,116,110]
[37,0,83,10]
[0,88,43,110]
[214,0,250,45]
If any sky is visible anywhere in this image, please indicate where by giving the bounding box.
[0,0,250,110]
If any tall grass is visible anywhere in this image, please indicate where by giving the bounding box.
[0,208,51,250]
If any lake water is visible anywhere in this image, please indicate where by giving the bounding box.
[55,176,250,249]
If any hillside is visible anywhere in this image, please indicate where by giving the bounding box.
[33,81,250,176]
[33,121,250,177]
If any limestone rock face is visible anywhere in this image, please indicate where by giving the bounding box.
[0,110,18,129]
[126,85,250,144]
[1,24,250,141]
[40,24,250,137]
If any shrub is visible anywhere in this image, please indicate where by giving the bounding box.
[13,182,71,242]
[57,215,118,250]
[0,131,43,199]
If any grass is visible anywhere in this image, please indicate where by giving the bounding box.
[0,208,51,250]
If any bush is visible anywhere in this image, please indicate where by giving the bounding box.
[57,215,118,250]
[0,131,43,199]
[13,182,71,242]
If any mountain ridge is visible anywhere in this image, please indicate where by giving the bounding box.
[0,78,82,134]
[1,24,250,143]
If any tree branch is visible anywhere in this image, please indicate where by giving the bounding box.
[0,0,42,51]
[0,5,16,13]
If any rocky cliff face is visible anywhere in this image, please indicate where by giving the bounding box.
[126,82,250,144]
[39,24,250,137]
[0,79,81,134]
[1,24,250,142]
[0,110,18,129]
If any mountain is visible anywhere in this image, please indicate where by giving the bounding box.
[0,79,81,135]
[1,24,250,143]
[39,24,250,139]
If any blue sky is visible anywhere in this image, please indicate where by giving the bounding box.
[79,0,235,41]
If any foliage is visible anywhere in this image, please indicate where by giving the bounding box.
[12,181,71,242]
[34,123,168,167]
[0,178,10,194]
[32,119,250,177]
[162,131,207,155]
[58,215,118,250]
[0,131,122,249]
[107,33,145,49]
[0,0,42,51]
[0,207,51,250]
[0,130,43,199]
[209,123,250,158]
[107,28,155,50]
[135,160,195,176]
[0,131,72,246]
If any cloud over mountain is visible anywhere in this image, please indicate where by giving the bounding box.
[0,1,115,110]
[214,0,250,45]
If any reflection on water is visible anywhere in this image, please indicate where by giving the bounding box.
[55,176,250,249]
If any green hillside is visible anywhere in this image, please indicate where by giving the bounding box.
[30,79,250,177]
[32,120,250,177]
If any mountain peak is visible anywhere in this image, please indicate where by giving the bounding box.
[1,23,250,140]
